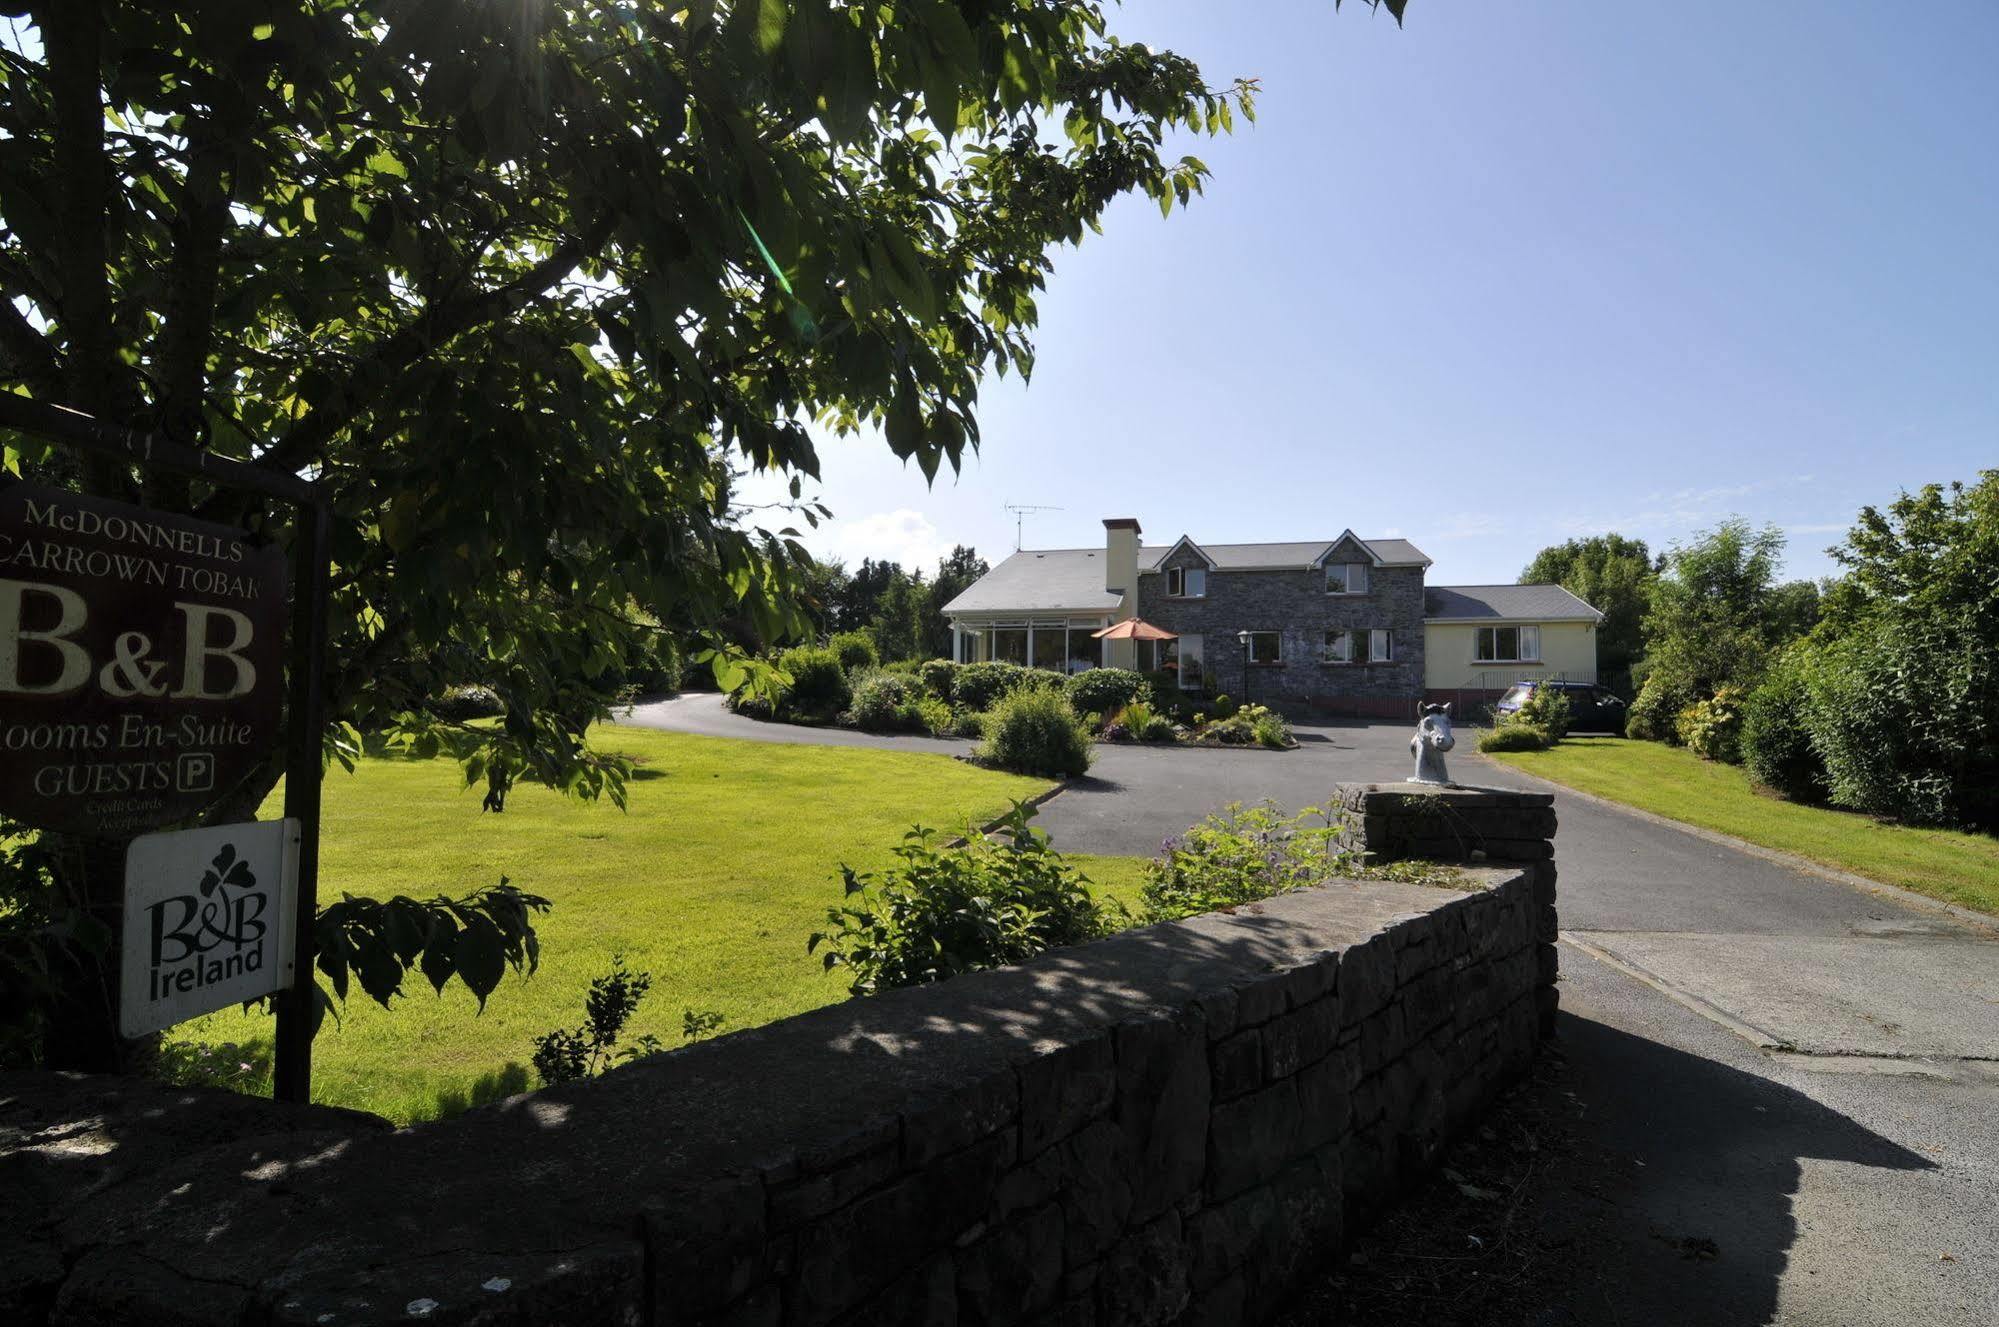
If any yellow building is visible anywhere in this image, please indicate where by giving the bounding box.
[1422,584,1603,709]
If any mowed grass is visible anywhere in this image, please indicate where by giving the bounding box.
[176,728,1097,1124]
[1486,736,1999,916]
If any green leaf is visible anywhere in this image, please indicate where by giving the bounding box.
[251,22,275,40]
[755,0,788,54]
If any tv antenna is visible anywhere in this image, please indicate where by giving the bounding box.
[1004,502,1064,550]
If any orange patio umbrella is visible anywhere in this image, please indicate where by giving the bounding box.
[1091,619,1177,641]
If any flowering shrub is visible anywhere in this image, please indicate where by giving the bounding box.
[1676,687,1746,763]
[1140,801,1348,922]
[810,803,1116,995]
[1187,702,1289,747]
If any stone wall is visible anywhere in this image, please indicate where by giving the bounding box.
[1337,781,1562,1035]
[4,787,1558,1327]
[1136,546,1427,716]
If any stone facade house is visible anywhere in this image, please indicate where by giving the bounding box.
[943,518,1602,718]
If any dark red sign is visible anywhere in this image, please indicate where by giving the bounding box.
[0,482,288,835]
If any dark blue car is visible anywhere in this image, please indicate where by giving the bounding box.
[1494,680,1627,734]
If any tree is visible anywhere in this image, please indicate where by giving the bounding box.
[1790,471,1999,828]
[2,0,1406,1069]
[838,557,904,633]
[1520,534,1653,696]
[922,544,989,658]
[871,568,927,662]
[796,556,851,636]
[1626,519,1787,740]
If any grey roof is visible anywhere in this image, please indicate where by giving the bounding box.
[944,534,1437,616]
[1136,537,1432,570]
[941,548,1123,614]
[1424,584,1603,622]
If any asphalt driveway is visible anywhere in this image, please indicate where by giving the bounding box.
[623,694,1999,1321]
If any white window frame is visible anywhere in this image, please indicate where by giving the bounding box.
[1474,624,1541,663]
[1168,633,1205,688]
[1325,562,1369,595]
[1369,628,1393,663]
[1245,630,1281,665]
[1165,565,1207,598]
[1320,629,1354,664]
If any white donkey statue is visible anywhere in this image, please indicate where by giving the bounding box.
[1409,702,1455,785]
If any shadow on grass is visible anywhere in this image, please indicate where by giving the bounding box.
[431,1061,533,1120]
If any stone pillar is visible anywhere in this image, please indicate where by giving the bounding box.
[1335,782,1561,1035]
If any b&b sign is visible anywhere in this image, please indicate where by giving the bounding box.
[0,481,287,835]
[121,820,300,1037]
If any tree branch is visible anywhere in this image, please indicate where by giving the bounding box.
[253,224,608,476]
[0,296,61,392]
[39,0,130,496]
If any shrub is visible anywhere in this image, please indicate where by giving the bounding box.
[1800,624,1999,830]
[1188,702,1286,747]
[1064,667,1150,716]
[621,632,682,695]
[919,658,960,701]
[828,630,879,672]
[1742,649,1828,802]
[1141,802,1347,922]
[1626,672,1694,743]
[978,688,1094,778]
[532,956,725,1086]
[954,661,1058,711]
[847,670,924,731]
[1102,699,1155,742]
[1676,687,1746,763]
[1139,714,1179,743]
[950,708,985,739]
[905,695,954,735]
[810,803,1115,994]
[1251,711,1291,749]
[883,658,923,678]
[1518,685,1571,741]
[773,645,851,722]
[1478,722,1551,753]
[430,683,504,721]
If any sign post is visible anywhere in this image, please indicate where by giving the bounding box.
[0,395,330,1101]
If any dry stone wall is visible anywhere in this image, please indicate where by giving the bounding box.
[3,784,1558,1327]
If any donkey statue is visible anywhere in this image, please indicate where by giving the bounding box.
[1409,702,1455,785]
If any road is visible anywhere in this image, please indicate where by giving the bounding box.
[624,694,1999,1322]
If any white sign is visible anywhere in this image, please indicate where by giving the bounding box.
[121,819,300,1038]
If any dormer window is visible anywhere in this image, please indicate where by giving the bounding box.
[1325,562,1370,595]
[1165,566,1207,598]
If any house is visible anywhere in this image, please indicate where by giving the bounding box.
[941,518,1603,718]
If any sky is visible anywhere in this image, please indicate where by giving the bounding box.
[743,1,1999,586]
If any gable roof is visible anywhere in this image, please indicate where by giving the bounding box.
[1136,537,1431,571]
[1424,584,1603,623]
[941,548,1123,615]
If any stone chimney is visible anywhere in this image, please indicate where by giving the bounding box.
[1103,518,1141,669]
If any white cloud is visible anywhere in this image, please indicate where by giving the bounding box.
[820,508,952,572]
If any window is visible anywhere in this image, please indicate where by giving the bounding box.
[1324,562,1369,595]
[1369,629,1393,663]
[1164,633,1204,688]
[1321,629,1354,664]
[1245,631,1281,664]
[1031,621,1067,673]
[993,626,1029,665]
[1165,565,1207,597]
[1475,625,1541,662]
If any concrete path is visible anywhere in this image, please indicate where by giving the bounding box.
[622,695,1999,1320]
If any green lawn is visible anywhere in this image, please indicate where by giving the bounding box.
[176,729,1146,1124]
[1486,736,1999,916]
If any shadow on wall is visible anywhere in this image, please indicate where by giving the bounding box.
[1,882,1936,1327]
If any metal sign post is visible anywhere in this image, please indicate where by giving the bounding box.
[0,395,331,1102]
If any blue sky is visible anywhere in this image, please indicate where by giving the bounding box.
[746,1,1999,585]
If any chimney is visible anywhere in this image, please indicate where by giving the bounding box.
[1104,515,1141,631]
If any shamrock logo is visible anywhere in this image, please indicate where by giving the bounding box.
[198,843,258,897]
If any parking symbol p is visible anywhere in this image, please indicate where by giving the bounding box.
[176,752,215,793]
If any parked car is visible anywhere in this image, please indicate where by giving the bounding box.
[1493,680,1627,734]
